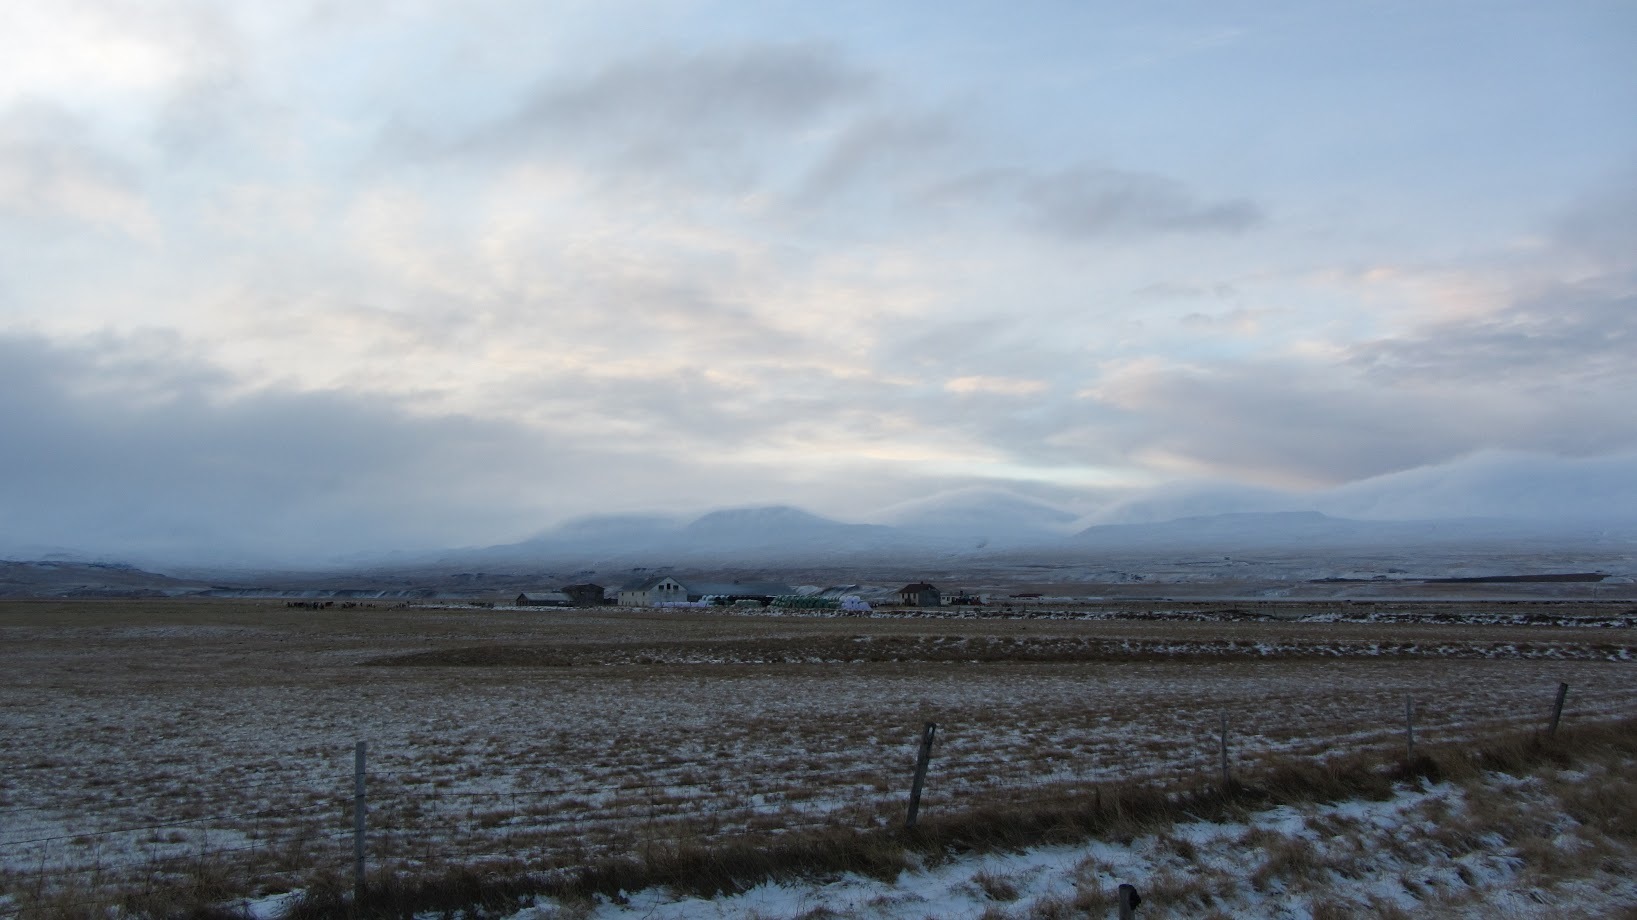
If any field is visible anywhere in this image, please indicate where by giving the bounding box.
[2,598,1636,917]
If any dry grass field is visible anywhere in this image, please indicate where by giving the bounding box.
[2,598,1635,917]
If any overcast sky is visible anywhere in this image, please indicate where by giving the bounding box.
[2,1,1635,565]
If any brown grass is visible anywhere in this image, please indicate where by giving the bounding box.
[5,598,1636,918]
[269,715,1637,918]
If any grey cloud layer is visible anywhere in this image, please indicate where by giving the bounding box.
[0,333,987,564]
[418,42,1264,241]
[452,43,871,186]
[3,11,1633,565]
[0,333,771,564]
[1095,450,1637,526]
[1351,279,1636,387]
[1021,167,1263,237]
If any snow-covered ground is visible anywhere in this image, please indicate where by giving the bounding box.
[499,773,1637,919]
[3,600,1635,916]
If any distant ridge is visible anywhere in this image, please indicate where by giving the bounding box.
[1071,511,1569,549]
[11,505,1632,580]
[875,488,1080,547]
[0,560,201,598]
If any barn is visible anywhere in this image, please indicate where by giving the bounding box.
[561,583,606,607]
[617,576,689,607]
[898,582,941,606]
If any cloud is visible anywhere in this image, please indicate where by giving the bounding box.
[1318,450,1637,523]
[0,330,1028,565]
[1136,281,1239,301]
[1066,176,1637,491]
[796,110,959,200]
[0,331,837,565]
[944,375,1049,396]
[1178,307,1275,335]
[0,1,191,100]
[1349,276,1637,387]
[1080,449,1637,526]
[916,164,1262,241]
[1,8,1630,567]
[1078,341,1637,489]
[1551,167,1637,273]
[450,42,872,187]
[0,105,157,239]
[1020,166,1262,238]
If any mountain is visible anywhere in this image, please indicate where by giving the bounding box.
[875,488,1080,548]
[0,560,207,597]
[680,506,929,556]
[422,506,1635,571]
[437,505,958,567]
[1070,511,1590,549]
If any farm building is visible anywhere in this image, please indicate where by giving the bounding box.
[617,576,688,607]
[560,583,606,607]
[899,582,941,606]
[689,581,793,605]
[515,591,570,607]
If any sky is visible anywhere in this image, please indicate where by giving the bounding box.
[2,0,1635,565]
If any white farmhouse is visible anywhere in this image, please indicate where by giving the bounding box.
[617,576,688,607]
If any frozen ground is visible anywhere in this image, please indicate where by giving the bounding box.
[2,599,1635,914]
[496,773,1637,919]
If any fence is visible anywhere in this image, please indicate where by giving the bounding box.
[1,680,1631,917]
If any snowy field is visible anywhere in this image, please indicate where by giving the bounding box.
[2,599,1635,916]
[490,769,1637,919]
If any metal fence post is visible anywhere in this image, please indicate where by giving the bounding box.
[1218,714,1230,791]
[1405,695,1415,760]
[1118,882,1142,918]
[905,722,937,829]
[1547,683,1569,737]
[354,741,367,902]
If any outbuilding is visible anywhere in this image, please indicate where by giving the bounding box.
[515,591,570,607]
[898,582,941,607]
[561,583,606,607]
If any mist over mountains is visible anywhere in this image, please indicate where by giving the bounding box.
[8,478,1635,579]
[7,488,1634,597]
[425,493,1636,571]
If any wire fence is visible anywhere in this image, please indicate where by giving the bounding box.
[3,680,1635,917]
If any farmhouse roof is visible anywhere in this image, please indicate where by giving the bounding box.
[900,582,937,592]
[620,575,683,591]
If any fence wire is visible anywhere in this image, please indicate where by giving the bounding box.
[3,681,1634,918]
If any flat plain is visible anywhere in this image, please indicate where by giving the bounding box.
[2,597,1635,912]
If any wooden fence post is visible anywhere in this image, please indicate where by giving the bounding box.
[905,722,937,829]
[1547,683,1569,738]
[1218,714,1230,791]
[1405,696,1415,760]
[1118,882,1142,918]
[354,741,367,902]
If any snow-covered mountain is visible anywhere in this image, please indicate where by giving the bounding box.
[682,506,903,550]
[1069,511,1610,549]
[438,505,958,567]
[19,502,1629,581]
[874,488,1081,548]
[425,504,1637,569]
